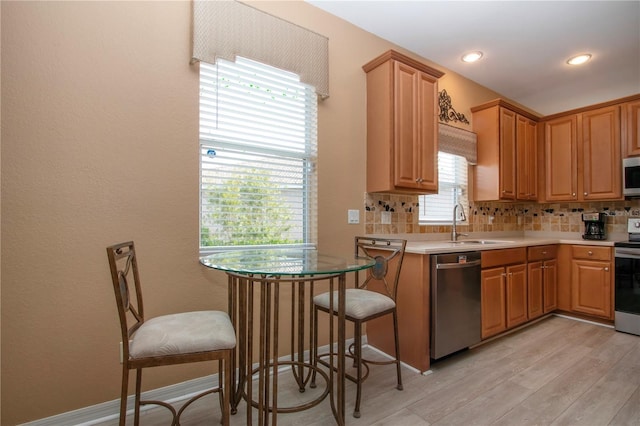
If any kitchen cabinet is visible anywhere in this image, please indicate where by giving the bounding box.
[570,245,613,320]
[481,247,527,339]
[481,267,506,338]
[505,263,528,328]
[366,252,431,372]
[543,105,622,201]
[527,245,558,319]
[472,100,539,201]
[363,50,444,194]
[516,115,538,200]
[623,98,640,157]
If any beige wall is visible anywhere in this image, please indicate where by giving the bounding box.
[0,1,502,423]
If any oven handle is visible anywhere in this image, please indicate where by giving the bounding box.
[615,248,640,259]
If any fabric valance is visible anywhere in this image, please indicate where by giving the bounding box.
[438,123,477,165]
[191,0,330,99]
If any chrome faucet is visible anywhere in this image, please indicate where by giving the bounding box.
[451,203,468,241]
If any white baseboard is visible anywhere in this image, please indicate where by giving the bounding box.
[20,339,354,426]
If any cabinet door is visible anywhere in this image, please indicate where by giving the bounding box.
[481,267,507,339]
[527,261,544,319]
[581,105,622,200]
[517,115,538,200]
[416,71,438,191]
[506,264,528,328]
[545,115,578,201]
[543,259,558,313]
[393,62,438,192]
[624,99,640,157]
[393,61,421,189]
[499,108,517,200]
[571,259,612,319]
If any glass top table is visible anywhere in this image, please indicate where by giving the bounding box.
[200,248,375,276]
[200,248,376,426]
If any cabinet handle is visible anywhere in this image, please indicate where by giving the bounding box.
[584,192,588,196]
[501,273,507,277]
[604,267,609,271]
[542,251,547,255]
[415,178,423,183]
[572,193,576,197]
[588,251,593,256]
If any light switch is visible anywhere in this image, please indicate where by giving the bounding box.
[348,209,360,224]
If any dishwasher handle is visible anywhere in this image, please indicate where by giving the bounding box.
[435,259,481,269]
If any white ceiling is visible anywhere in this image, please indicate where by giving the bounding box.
[307,0,640,116]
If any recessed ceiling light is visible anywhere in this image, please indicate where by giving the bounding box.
[567,53,592,65]
[461,51,483,63]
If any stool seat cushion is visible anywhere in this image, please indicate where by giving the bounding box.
[130,310,236,359]
[313,289,395,320]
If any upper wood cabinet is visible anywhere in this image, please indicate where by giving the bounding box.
[623,99,640,157]
[543,105,622,201]
[471,100,539,201]
[516,115,538,200]
[363,50,444,194]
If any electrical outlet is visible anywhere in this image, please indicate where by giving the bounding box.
[381,211,392,224]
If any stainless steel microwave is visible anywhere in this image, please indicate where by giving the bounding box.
[624,157,640,196]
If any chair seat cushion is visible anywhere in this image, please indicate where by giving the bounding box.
[313,289,395,320]
[130,310,236,359]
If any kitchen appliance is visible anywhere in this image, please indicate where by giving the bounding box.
[613,217,640,336]
[582,212,607,240]
[623,157,640,197]
[430,251,482,360]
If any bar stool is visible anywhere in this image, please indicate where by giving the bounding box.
[312,236,407,418]
[106,241,236,425]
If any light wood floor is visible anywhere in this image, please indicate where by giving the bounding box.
[102,315,640,425]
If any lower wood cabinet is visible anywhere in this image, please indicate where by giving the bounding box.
[527,245,558,319]
[366,252,431,372]
[505,264,528,328]
[557,244,614,321]
[481,248,527,339]
[570,245,613,319]
[481,267,507,339]
[543,259,558,313]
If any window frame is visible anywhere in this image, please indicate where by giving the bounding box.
[419,151,469,225]
[198,58,318,255]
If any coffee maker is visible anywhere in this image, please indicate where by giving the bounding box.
[582,212,606,240]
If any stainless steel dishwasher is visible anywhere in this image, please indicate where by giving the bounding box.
[430,251,482,360]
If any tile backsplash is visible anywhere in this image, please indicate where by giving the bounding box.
[365,192,640,237]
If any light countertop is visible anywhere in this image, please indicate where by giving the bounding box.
[366,232,625,255]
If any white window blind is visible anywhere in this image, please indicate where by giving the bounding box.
[420,152,469,223]
[199,57,318,251]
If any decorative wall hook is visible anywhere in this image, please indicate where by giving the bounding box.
[439,89,470,125]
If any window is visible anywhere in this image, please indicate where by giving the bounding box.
[419,152,469,223]
[199,57,318,253]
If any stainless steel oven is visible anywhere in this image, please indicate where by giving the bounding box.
[613,218,640,336]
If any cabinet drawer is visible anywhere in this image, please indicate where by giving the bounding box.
[528,245,557,261]
[571,245,611,261]
[482,247,526,268]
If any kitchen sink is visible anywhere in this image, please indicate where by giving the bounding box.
[449,240,510,245]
